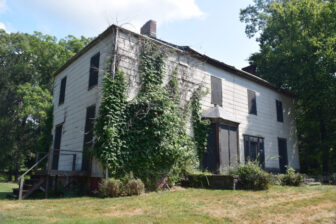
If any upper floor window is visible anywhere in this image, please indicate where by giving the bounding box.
[58,76,67,105]
[276,100,283,122]
[89,52,100,89]
[211,76,222,106]
[247,89,257,115]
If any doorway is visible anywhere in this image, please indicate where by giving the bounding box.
[202,121,239,173]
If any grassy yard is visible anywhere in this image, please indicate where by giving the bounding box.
[0,183,335,224]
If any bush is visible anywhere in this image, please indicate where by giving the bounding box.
[269,174,281,185]
[279,167,303,186]
[330,173,336,185]
[99,178,123,197]
[124,178,145,196]
[234,161,270,190]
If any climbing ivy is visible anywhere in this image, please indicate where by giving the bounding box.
[94,70,127,176]
[95,42,198,188]
[191,87,210,164]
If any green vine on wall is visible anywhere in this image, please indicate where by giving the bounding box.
[94,70,127,176]
[191,86,210,164]
[95,41,197,188]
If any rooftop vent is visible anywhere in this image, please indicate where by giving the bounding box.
[140,20,157,38]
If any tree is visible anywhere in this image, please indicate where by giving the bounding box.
[0,30,92,179]
[240,0,336,174]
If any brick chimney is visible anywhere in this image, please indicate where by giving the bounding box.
[140,20,156,38]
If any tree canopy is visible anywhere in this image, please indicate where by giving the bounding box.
[240,0,336,174]
[0,30,92,179]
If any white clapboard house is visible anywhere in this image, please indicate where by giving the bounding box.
[16,20,300,199]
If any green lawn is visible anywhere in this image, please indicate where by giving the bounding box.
[0,183,335,224]
[0,182,17,200]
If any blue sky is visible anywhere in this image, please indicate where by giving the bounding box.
[0,0,259,69]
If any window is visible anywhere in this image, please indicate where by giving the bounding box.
[278,138,288,173]
[247,90,257,115]
[211,76,222,106]
[244,135,265,168]
[276,100,283,122]
[59,77,67,105]
[83,105,96,148]
[88,52,100,89]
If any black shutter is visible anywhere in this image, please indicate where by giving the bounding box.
[211,76,222,106]
[84,105,96,148]
[248,90,257,115]
[52,124,63,170]
[259,138,265,168]
[202,123,218,172]
[278,138,288,173]
[54,124,63,149]
[88,52,100,89]
[276,100,283,122]
[59,77,67,105]
[244,135,250,162]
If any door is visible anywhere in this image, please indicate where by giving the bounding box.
[278,138,288,173]
[218,123,239,173]
[52,124,63,170]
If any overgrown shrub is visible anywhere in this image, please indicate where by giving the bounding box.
[124,179,145,196]
[99,178,123,197]
[279,167,303,186]
[269,174,281,185]
[234,161,270,190]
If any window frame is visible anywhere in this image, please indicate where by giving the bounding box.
[247,89,257,115]
[58,76,67,105]
[276,100,284,122]
[243,134,265,168]
[88,52,100,90]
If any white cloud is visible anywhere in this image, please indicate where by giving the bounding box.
[0,22,6,31]
[27,0,204,34]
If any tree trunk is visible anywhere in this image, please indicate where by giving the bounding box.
[320,118,329,175]
[7,168,12,181]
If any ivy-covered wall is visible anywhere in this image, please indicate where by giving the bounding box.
[94,39,207,188]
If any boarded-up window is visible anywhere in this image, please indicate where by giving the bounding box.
[52,124,63,170]
[83,105,96,148]
[244,135,265,168]
[248,89,257,115]
[88,52,100,89]
[278,138,288,173]
[58,77,67,105]
[276,100,283,122]
[211,76,222,106]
